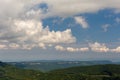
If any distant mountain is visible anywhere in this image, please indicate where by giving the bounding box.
[114,62,120,64]
[8,60,117,72]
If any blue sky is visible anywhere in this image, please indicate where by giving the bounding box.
[0,0,120,62]
[42,9,120,43]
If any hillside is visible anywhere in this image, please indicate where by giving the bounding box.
[0,61,44,80]
[0,61,120,80]
[51,64,120,75]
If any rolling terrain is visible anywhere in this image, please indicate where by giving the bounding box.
[8,60,116,72]
[1,61,120,80]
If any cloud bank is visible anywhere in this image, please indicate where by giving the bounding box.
[0,0,76,50]
[42,0,120,17]
[54,42,120,53]
[0,0,120,51]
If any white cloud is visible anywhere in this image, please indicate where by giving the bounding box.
[0,0,120,50]
[66,47,89,52]
[55,45,65,51]
[55,43,120,53]
[0,0,78,50]
[0,44,7,49]
[111,47,120,53]
[39,43,46,49]
[1,0,119,19]
[20,44,36,50]
[74,16,89,29]
[66,47,79,52]
[9,43,20,49]
[102,24,110,32]
[79,47,89,52]
[0,19,76,50]
[42,0,120,17]
[55,45,89,52]
[1,0,120,19]
[89,42,109,52]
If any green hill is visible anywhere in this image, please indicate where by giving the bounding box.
[51,64,120,75]
[0,61,44,80]
[0,61,120,80]
[48,64,120,80]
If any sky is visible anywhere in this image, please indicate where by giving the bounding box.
[0,0,120,62]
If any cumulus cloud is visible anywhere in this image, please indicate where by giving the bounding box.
[66,47,79,52]
[89,42,109,52]
[9,43,20,49]
[111,47,120,53]
[55,45,89,52]
[66,47,89,52]
[0,0,78,50]
[74,16,89,29]
[39,43,46,49]
[55,45,65,51]
[89,42,120,53]
[0,44,7,49]
[0,19,76,50]
[13,19,76,43]
[79,47,89,52]
[1,0,120,50]
[55,42,120,53]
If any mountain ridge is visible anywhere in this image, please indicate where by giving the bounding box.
[7,60,119,72]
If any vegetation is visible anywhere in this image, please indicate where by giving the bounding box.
[0,61,120,80]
